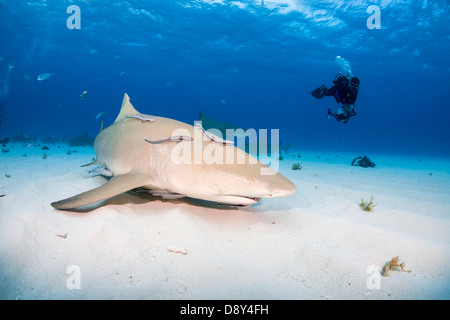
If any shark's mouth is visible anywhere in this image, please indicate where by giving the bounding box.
[246,196,262,202]
[229,195,262,203]
[216,195,262,207]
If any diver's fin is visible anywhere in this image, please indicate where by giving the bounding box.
[51,173,153,210]
[311,86,325,99]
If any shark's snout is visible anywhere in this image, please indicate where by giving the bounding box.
[257,170,297,199]
[213,170,296,206]
[267,179,297,198]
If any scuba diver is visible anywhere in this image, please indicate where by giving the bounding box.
[351,155,376,168]
[311,73,360,124]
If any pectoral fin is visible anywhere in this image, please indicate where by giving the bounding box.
[51,173,153,210]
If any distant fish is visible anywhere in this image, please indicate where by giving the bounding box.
[113,55,121,59]
[80,90,88,100]
[96,111,105,119]
[8,64,15,69]
[89,49,97,54]
[119,71,126,76]
[220,99,227,104]
[23,75,31,80]
[37,73,54,81]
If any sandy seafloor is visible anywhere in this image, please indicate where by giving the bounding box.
[0,142,449,300]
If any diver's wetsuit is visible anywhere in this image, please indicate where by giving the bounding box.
[322,75,358,106]
[312,74,359,123]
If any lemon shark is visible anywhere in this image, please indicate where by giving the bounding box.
[51,94,296,210]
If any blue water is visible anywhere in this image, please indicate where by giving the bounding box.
[0,0,449,157]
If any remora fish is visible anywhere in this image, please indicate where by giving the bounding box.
[37,73,55,81]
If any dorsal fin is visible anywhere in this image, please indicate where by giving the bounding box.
[114,93,140,123]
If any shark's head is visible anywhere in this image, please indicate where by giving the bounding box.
[164,146,296,206]
[206,170,297,206]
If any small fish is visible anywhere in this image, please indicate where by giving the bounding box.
[37,73,54,81]
[96,111,105,119]
[119,71,126,76]
[125,114,156,122]
[23,75,31,80]
[220,99,227,104]
[145,136,192,144]
[195,122,234,145]
[8,64,15,69]
[147,190,185,199]
[80,90,88,100]
[135,188,186,199]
